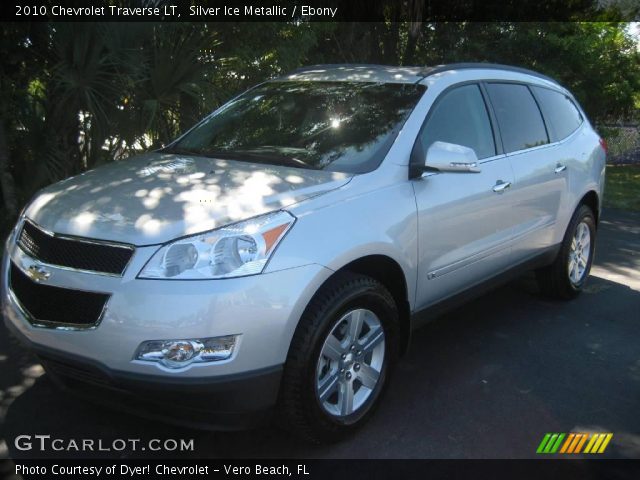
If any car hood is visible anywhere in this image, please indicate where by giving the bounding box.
[25,153,351,245]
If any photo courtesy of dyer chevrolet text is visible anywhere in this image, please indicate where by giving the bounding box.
[16,463,310,477]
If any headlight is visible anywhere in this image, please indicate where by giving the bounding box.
[138,211,295,279]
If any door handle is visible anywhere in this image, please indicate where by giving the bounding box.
[492,180,511,193]
[555,164,567,173]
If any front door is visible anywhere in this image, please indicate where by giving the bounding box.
[411,83,517,309]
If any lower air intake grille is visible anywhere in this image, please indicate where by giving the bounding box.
[40,356,113,388]
[9,262,110,328]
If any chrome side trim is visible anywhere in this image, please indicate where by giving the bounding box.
[504,122,583,158]
[426,239,511,280]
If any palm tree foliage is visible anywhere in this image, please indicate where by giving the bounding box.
[0,21,638,222]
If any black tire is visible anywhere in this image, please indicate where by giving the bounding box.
[278,272,399,443]
[536,204,597,300]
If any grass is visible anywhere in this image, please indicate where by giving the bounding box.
[604,165,640,211]
[599,126,639,159]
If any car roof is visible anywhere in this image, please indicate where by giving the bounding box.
[280,63,561,87]
[282,64,426,84]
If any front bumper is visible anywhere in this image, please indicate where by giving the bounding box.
[1,229,334,425]
[5,322,282,429]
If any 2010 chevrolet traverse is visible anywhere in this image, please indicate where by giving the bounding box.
[2,63,606,442]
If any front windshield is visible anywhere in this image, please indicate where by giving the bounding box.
[166,81,426,173]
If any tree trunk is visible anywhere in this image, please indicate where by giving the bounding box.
[179,91,198,135]
[0,117,19,217]
[383,19,401,64]
[402,0,424,65]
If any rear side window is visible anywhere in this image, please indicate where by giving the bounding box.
[532,86,583,142]
[418,84,496,159]
[486,83,549,153]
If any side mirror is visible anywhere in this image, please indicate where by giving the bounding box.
[423,141,481,174]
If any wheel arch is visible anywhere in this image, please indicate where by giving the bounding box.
[578,190,600,225]
[313,255,412,357]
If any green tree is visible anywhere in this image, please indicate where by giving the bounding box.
[0,19,638,226]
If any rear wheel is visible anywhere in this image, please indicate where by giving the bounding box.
[278,272,399,443]
[536,204,596,299]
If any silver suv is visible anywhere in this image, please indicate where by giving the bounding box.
[2,63,605,442]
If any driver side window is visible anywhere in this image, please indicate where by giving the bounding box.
[418,84,496,160]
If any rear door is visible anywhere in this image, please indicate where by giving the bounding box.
[412,83,517,309]
[485,82,564,260]
[530,85,586,234]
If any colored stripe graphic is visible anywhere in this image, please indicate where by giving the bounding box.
[544,434,559,453]
[538,433,613,454]
[537,434,552,453]
[592,434,606,453]
[597,434,613,453]
[574,434,588,453]
[536,433,566,453]
[567,434,583,453]
[560,433,575,453]
[550,433,565,453]
[584,434,600,453]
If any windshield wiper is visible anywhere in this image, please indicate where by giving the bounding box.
[230,151,319,170]
[165,147,319,170]
[162,146,206,157]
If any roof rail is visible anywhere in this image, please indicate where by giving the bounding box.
[288,63,404,74]
[420,63,560,85]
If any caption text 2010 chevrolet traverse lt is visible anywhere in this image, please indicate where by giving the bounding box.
[2,63,605,442]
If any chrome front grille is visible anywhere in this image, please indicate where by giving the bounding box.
[17,220,134,275]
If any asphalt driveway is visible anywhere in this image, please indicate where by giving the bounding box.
[0,209,638,460]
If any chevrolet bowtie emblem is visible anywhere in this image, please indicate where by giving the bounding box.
[26,264,51,282]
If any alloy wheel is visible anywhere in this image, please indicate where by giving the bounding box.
[568,221,591,285]
[315,308,385,417]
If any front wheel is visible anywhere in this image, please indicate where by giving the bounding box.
[536,204,597,299]
[278,272,399,443]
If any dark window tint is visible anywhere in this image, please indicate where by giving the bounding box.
[532,86,582,142]
[167,81,425,173]
[418,84,495,159]
[486,83,549,153]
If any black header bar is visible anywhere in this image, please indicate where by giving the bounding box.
[3,0,639,23]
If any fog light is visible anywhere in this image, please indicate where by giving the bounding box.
[162,341,200,368]
[135,335,237,369]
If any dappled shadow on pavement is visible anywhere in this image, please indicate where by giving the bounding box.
[591,209,640,289]
[2,272,639,459]
[0,321,43,459]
